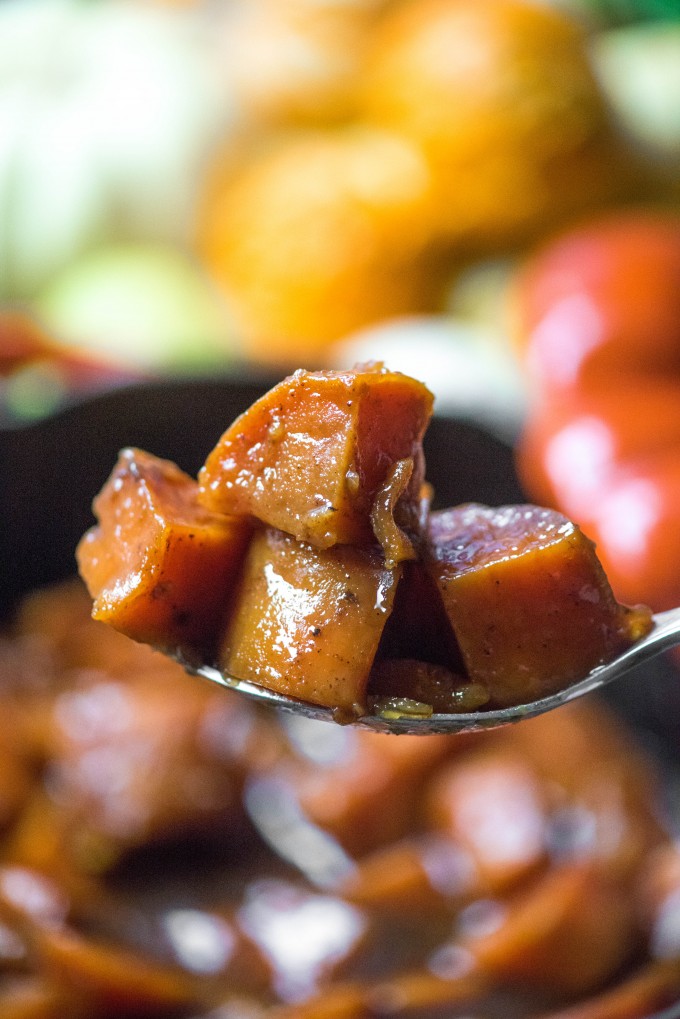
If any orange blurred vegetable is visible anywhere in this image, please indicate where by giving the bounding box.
[196,128,446,366]
[361,0,639,254]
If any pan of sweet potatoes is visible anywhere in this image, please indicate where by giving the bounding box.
[0,375,679,1019]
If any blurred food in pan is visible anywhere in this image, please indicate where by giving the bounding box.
[0,576,677,1017]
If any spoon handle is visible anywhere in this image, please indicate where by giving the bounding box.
[596,606,680,682]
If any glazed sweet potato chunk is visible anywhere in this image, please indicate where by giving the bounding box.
[220,527,402,714]
[425,749,549,894]
[76,448,251,658]
[425,504,652,708]
[197,365,433,549]
[277,727,461,857]
[36,927,199,1016]
[463,862,637,996]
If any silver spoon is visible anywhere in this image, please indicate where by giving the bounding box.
[179,605,680,735]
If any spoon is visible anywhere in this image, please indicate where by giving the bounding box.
[179,606,680,735]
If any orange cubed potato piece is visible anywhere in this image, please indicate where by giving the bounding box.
[197,365,434,549]
[277,726,464,857]
[36,926,199,1016]
[503,703,665,881]
[0,979,73,1019]
[339,834,479,913]
[220,527,402,713]
[264,983,369,1019]
[425,504,651,708]
[463,862,637,996]
[76,447,251,657]
[425,748,549,895]
[41,672,261,868]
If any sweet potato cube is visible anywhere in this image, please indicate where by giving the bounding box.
[220,527,402,713]
[426,504,651,708]
[425,748,549,894]
[76,448,250,657]
[198,365,433,548]
[464,862,637,995]
[36,926,199,1015]
[279,728,461,856]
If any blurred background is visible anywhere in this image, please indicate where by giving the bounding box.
[1,0,680,614]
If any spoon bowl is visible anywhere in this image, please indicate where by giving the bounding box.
[180,604,680,735]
